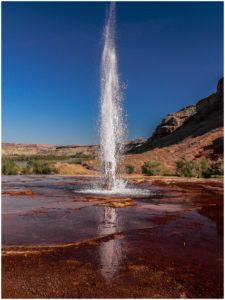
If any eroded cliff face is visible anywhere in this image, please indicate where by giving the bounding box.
[151,105,196,139]
[196,78,223,117]
[129,78,223,159]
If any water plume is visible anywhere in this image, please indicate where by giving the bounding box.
[99,2,125,190]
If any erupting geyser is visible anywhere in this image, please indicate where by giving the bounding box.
[99,2,125,190]
[79,3,149,196]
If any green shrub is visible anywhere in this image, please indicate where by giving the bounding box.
[210,159,224,177]
[176,158,224,178]
[141,161,160,176]
[198,158,211,178]
[29,160,51,174]
[5,154,92,162]
[176,160,198,177]
[197,158,223,178]
[125,164,135,174]
[71,153,94,160]
[25,160,59,175]
[2,158,19,175]
[163,170,175,176]
[20,166,32,175]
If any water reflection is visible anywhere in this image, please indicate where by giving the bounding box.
[197,205,223,235]
[98,207,122,280]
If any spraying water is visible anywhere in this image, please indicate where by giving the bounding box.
[99,2,125,190]
[79,3,150,196]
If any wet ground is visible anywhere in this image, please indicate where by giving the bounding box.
[2,175,223,298]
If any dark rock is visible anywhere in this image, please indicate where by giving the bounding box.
[196,81,223,117]
[124,138,146,152]
[153,105,196,138]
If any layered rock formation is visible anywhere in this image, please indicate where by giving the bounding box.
[120,78,223,174]
[129,78,223,158]
[151,105,196,138]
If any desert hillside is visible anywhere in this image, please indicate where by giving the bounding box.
[2,78,223,175]
[2,143,98,157]
[2,139,145,157]
[121,78,223,173]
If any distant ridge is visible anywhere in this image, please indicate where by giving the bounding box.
[2,140,145,157]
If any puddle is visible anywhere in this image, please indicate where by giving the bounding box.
[2,175,223,298]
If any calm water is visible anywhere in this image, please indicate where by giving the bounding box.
[2,175,222,245]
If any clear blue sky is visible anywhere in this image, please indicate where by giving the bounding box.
[2,2,223,145]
